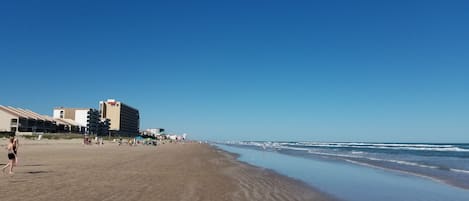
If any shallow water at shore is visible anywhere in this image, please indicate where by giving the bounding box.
[225,141,469,189]
[216,144,469,201]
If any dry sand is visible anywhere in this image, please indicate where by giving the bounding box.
[0,139,334,201]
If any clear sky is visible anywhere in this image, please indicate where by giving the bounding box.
[1,0,468,142]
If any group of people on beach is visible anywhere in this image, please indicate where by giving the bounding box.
[1,136,19,174]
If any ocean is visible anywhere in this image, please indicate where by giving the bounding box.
[215,142,469,201]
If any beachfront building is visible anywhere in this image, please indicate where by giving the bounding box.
[53,107,101,134]
[0,105,56,135]
[98,118,111,136]
[54,118,82,133]
[99,99,139,136]
[142,128,165,136]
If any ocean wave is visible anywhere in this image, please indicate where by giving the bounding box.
[287,142,469,152]
[224,141,469,152]
[450,168,469,174]
[303,149,469,175]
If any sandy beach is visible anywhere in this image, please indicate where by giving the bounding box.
[0,139,333,201]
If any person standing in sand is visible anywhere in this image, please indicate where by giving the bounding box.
[1,138,16,174]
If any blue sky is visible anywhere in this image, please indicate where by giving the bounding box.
[1,0,468,142]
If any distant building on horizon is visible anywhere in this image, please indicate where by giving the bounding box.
[99,99,139,136]
[53,107,101,134]
[142,128,165,136]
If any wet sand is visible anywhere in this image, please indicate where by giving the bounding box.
[0,139,333,201]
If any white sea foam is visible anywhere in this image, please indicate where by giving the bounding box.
[227,141,469,153]
[287,142,469,152]
[450,168,469,174]
[224,142,469,171]
[303,149,463,172]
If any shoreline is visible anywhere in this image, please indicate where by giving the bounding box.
[210,144,338,201]
[218,143,469,201]
[337,156,469,191]
[302,152,469,191]
[227,143,469,191]
[0,139,335,201]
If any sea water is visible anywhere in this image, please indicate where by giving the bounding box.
[215,142,469,201]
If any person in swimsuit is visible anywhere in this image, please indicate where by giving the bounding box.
[12,136,19,164]
[1,138,16,174]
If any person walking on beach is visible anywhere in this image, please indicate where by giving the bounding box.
[1,138,16,174]
[13,136,19,164]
